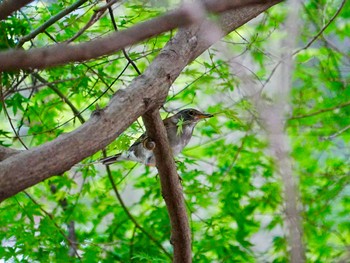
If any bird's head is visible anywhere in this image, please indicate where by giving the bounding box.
[175,108,213,123]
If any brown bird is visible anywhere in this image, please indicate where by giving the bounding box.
[100,108,213,166]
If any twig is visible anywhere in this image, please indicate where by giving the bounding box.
[1,63,129,140]
[33,71,84,259]
[142,109,191,263]
[107,0,141,75]
[22,191,82,260]
[293,0,346,55]
[103,154,172,260]
[3,77,79,98]
[32,72,84,258]
[323,124,350,141]
[66,0,120,43]
[290,100,350,120]
[0,88,28,149]
[17,0,89,46]
[32,72,86,124]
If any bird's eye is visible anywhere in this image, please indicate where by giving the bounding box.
[189,110,194,116]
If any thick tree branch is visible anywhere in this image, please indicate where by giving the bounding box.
[0,1,281,201]
[0,0,280,71]
[143,109,191,263]
[0,0,33,21]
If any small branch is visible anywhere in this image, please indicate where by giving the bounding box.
[290,100,350,120]
[142,109,191,263]
[103,155,172,260]
[3,77,79,98]
[0,0,33,21]
[0,88,28,150]
[67,0,120,43]
[294,0,346,55]
[323,124,350,141]
[50,184,79,258]
[17,0,89,46]
[107,0,142,75]
[32,72,86,124]
[23,191,81,260]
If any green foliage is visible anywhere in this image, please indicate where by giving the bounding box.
[1,0,350,262]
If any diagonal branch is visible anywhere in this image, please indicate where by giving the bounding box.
[142,109,191,262]
[294,0,346,55]
[104,158,172,259]
[32,72,86,124]
[0,0,281,202]
[66,0,121,43]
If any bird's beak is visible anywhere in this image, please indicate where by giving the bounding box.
[196,113,214,120]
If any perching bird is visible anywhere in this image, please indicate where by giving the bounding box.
[100,108,213,166]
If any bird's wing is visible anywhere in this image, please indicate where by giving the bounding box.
[129,132,147,150]
[100,153,122,165]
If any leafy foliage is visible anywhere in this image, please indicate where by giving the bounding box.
[1,0,350,262]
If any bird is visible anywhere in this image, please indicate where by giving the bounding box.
[100,108,213,166]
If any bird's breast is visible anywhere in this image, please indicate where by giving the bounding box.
[170,124,195,155]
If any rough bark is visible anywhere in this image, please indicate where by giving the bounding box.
[0,1,282,201]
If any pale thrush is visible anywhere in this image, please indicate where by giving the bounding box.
[100,108,213,166]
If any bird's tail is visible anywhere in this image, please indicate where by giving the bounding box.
[100,153,122,165]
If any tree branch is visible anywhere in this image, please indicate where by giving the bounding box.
[289,100,350,120]
[0,0,33,21]
[0,0,280,71]
[0,0,281,202]
[142,109,191,262]
[293,0,346,55]
[32,72,86,124]
[66,0,120,44]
